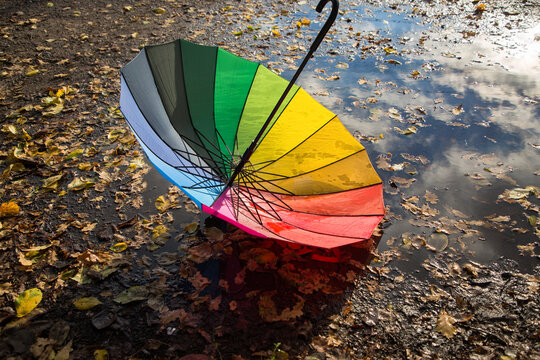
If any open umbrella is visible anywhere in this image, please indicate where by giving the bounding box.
[119,0,384,248]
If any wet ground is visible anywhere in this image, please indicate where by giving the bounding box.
[0,0,539,359]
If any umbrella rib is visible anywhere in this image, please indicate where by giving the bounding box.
[241,186,293,212]
[183,177,222,190]
[172,147,229,171]
[185,130,233,167]
[237,170,294,212]
[255,115,337,172]
[238,172,278,219]
[234,182,263,226]
[193,127,232,176]
[174,136,232,177]
[236,168,295,196]
[186,131,229,178]
[241,173,384,217]
[236,174,264,225]
[214,128,236,173]
[238,172,283,221]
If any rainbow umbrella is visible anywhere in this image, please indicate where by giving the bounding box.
[119,0,384,248]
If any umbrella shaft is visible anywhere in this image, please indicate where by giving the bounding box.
[223,0,339,192]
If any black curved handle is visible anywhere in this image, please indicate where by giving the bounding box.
[311,0,339,52]
[222,0,340,192]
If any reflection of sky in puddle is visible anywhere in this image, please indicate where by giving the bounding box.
[270,2,540,272]
[138,1,539,275]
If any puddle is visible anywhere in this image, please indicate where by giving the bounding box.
[141,1,539,276]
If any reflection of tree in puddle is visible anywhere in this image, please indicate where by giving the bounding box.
[173,216,382,354]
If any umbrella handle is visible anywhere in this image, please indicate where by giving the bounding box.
[311,0,340,52]
[289,0,339,86]
[222,0,340,191]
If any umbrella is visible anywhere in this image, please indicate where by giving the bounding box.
[119,0,384,248]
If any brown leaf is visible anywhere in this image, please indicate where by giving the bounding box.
[424,190,438,204]
[436,309,457,338]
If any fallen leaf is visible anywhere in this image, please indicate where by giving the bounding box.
[155,195,170,212]
[55,341,73,360]
[452,104,464,115]
[424,190,438,204]
[436,309,457,338]
[113,286,148,304]
[426,233,448,252]
[42,174,64,190]
[110,242,128,253]
[463,263,479,277]
[0,201,20,218]
[94,349,109,360]
[73,297,102,310]
[68,177,95,191]
[14,288,43,317]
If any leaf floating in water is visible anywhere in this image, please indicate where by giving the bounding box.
[184,222,198,234]
[452,104,464,115]
[155,195,170,212]
[424,190,438,205]
[426,233,448,252]
[14,288,42,317]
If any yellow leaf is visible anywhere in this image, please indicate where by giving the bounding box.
[78,162,92,171]
[73,297,102,310]
[94,349,109,360]
[155,195,170,212]
[25,69,40,76]
[0,201,20,218]
[184,222,198,234]
[110,242,128,253]
[436,309,457,338]
[14,288,43,317]
[271,30,281,37]
[153,7,166,14]
[475,4,486,11]
[68,177,95,191]
[66,148,84,160]
[152,224,170,239]
[42,174,64,190]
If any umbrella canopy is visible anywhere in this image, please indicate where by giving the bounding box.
[120,0,384,248]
